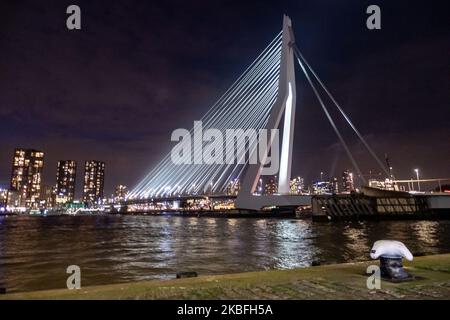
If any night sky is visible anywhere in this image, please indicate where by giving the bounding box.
[1,0,449,196]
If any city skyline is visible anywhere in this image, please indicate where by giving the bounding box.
[3,145,414,209]
[0,0,449,195]
[1,148,110,208]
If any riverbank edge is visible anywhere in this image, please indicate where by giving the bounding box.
[2,253,450,300]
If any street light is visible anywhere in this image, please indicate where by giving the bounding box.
[414,169,420,191]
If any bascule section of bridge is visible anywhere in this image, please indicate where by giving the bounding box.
[125,15,391,213]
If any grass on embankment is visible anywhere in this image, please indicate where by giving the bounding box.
[2,254,450,300]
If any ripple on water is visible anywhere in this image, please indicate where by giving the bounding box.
[0,215,449,292]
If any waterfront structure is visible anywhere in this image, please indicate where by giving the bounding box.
[264,177,278,195]
[55,160,77,204]
[114,185,128,202]
[256,178,264,195]
[312,181,334,195]
[128,16,397,211]
[290,177,304,195]
[40,185,55,208]
[369,178,400,191]
[342,170,354,192]
[10,148,44,208]
[0,188,7,211]
[82,161,105,204]
[226,179,240,196]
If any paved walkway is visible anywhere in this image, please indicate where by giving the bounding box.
[2,254,450,299]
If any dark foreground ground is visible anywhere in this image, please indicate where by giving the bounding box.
[2,254,449,300]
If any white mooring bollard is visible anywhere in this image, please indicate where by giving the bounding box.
[370,240,414,281]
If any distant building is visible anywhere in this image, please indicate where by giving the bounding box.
[226,179,241,196]
[114,185,128,202]
[290,176,304,195]
[0,188,7,212]
[264,176,278,195]
[312,181,334,195]
[331,177,339,193]
[256,178,264,195]
[40,185,55,208]
[368,178,401,191]
[55,160,77,204]
[82,161,105,204]
[6,190,22,212]
[342,170,354,192]
[10,148,44,208]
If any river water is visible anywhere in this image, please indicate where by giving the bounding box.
[0,215,449,293]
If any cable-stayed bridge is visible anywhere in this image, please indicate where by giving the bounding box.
[127,15,391,211]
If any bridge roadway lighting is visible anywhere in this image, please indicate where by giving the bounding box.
[414,169,420,191]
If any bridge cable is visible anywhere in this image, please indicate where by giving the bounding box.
[130,32,283,198]
[293,45,390,178]
[294,50,367,185]
[134,36,281,197]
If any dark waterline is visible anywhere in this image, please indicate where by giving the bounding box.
[0,215,449,293]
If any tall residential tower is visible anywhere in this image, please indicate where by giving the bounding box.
[55,160,77,204]
[10,148,44,208]
[82,161,105,204]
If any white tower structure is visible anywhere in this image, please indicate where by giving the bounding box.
[236,15,311,210]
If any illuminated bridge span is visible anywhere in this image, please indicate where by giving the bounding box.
[128,15,389,211]
[130,32,283,199]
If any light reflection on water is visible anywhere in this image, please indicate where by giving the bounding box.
[0,215,449,293]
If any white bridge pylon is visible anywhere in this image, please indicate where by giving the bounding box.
[235,15,311,210]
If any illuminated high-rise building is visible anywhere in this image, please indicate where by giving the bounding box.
[342,170,354,192]
[82,161,105,203]
[55,160,77,204]
[289,176,304,195]
[10,148,44,208]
